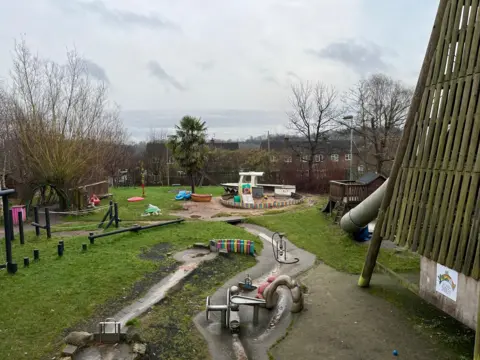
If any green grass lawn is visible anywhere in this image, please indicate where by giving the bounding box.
[65,186,224,223]
[0,220,261,360]
[248,207,420,274]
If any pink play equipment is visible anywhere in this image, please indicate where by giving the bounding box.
[89,194,101,206]
[127,196,144,202]
[11,205,26,225]
[256,276,277,299]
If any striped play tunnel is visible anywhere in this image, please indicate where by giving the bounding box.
[214,239,255,255]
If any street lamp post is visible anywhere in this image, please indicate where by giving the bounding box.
[343,115,354,180]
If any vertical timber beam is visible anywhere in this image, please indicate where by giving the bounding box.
[358,0,450,288]
[475,289,480,360]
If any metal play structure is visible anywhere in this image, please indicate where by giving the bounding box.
[1,188,17,274]
[271,232,299,264]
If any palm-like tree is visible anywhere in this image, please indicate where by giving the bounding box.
[168,116,208,193]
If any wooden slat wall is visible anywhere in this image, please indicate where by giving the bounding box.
[383,0,480,279]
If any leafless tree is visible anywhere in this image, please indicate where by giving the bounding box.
[6,39,127,207]
[145,128,169,185]
[341,73,413,174]
[287,80,341,181]
[148,127,168,143]
[0,83,12,191]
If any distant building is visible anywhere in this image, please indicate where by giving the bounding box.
[209,139,239,151]
[259,137,360,175]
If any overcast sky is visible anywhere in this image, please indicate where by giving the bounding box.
[0,0,438,141]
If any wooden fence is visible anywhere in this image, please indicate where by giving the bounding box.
[111,168,350,194]
[382,0,480,279]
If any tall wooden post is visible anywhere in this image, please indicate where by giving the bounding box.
[141,161,145,197]
[475,289,480,360]
[358,0,449,287]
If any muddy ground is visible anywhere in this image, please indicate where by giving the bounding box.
[43,243,178,360]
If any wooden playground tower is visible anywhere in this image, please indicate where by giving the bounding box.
[358,1,479,358]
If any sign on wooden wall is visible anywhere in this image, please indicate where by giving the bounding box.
[436,264,458,302]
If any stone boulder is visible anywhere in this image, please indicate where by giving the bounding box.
[64,331,94,347]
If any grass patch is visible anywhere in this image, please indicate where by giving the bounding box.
[262,208,289,215]
[136,254,257,360]
[126,318,141,327]
[64,186,224,223]
[368,284,475,359]
[248,207,420,274]
[0,221,261,360]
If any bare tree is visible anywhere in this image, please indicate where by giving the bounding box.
[6,39,127,208]
[144,128,169,185]
[342,73,413,174]
[287,80,341,181]
[0,83,12,190]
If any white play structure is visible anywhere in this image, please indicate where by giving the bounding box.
[221,171,296,198]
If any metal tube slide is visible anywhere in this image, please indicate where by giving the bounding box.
[340,179,389,233]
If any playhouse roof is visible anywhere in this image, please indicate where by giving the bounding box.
[357,172,387,185]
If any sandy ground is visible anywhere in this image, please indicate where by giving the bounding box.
[172,195,317,220]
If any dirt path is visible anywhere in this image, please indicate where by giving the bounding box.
[270,264,461,360]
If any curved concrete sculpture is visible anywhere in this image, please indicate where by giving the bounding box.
[262,275,304,313]
[340,178,389,233]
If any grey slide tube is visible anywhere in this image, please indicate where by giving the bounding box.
[340,179,389,233]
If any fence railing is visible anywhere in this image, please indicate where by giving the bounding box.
[329,180,368,203]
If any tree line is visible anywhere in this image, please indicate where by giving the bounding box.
[0,40,127,209]
[287,75,413,181]
[0,39,414,205]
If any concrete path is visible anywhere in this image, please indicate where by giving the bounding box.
[269,264,453,360]
[194,223,316,360]
[113,248,217,329]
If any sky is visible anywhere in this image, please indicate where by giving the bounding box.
[0,0,439,141]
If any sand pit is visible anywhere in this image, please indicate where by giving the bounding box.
[172,196,302,220]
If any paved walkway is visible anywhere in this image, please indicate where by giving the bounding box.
[194,223,317,360]
[270,264,454,360]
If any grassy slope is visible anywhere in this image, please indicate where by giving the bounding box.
[248,207,420,274]
[0,221,261,360]
[65,186,224,222]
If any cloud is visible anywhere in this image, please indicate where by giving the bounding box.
[147,60,186,91]
[53,0,177,30]
[258,68,280,85]
[196,61,214,71]
[306,39,393,75]
[263,75,279,85]
[286,71,301,81]
[84,59,109,83]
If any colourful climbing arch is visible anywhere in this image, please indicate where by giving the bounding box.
[214,239,255,255]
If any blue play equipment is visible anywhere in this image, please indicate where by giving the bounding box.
[353,226,372,242]
[175,190,191,201]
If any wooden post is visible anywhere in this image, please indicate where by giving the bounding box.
[475,289,480,360]
[358,0,449,288]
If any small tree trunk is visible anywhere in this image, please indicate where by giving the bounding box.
[190,173,195,193]
[376,158,383,174]
[308,160,314,189]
